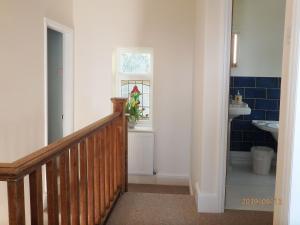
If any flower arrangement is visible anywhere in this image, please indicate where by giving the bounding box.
[126,85,143,128]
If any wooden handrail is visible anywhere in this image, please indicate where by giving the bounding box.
[0,113,121,181]
[0,98,128,225]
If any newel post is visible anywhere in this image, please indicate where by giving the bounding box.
[111,98,128,192]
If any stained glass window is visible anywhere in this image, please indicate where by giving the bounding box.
[121,80,150,120]
[119,52,151,74]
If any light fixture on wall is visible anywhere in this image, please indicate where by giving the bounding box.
[231,33,239,67]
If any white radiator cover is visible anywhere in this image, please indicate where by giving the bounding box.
[128,131,154,175]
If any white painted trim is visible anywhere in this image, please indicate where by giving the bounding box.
[43,18,74,146]
[195,182,219,213]
[273,0,300,224]
[230,151,252,166]
[128,174,189,186]
[189,177,194,196]
[217,0,298,223]
[230,151,277,168]
[217,0,233,213]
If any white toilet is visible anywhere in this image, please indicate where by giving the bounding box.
[251,146,274,175]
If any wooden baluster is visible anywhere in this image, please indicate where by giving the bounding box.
[70,145,80,225]
[29,167,44,225]
[80,140,88,225]
[60,151,71,225]
[46,158,59,225]
[119,121,126,193]
[94,132,101,224]
[87,136,95,225]
[7,178,25,225]
[113,123,117,194]
[116,125,122,189]
[105,126,110,208]
[100,129,105,218]
[118,124,122,189]
[109,124,114,202]
[124,116,128,192]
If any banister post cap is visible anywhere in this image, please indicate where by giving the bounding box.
[111,98,127,113]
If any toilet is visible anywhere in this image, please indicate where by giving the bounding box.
[251,146,274,175]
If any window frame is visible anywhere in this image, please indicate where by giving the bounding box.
[115,47,154,128]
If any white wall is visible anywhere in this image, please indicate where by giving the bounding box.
[191,0,231,212]
[0,0,73,223]
[74,0,195,179]
[231,0,286,77]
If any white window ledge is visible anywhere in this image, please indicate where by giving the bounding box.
[128,126,154,133]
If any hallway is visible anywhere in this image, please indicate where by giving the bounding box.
[107,185,273,225]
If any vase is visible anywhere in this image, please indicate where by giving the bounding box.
[128,121,137,129]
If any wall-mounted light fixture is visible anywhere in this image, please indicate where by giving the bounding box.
[231,33,239,67]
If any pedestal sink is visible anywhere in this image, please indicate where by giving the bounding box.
[227,102,252,170]
[229,102,252,120]
[252,120,279,141]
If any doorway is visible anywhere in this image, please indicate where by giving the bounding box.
[225,0,285,213]
[44,18,74,145]
[47,29,63,143]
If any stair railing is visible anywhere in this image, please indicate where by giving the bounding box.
[0,98,128,225]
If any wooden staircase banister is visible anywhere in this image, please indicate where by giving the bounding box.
[0,112,121,181]
[0,98,128,225]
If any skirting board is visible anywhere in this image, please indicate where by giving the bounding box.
[230,151,252,166]
[128,173,189,186]
[194,182,220,213]
[230,151,277,166]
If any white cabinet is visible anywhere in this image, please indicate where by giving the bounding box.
[128,131,154,175]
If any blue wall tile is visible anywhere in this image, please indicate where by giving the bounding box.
[266,111,280,121]
[230,77,234,87]
[256,99,279,110]
[234,77,256,87]
[243,131,255,142]
[230,76,281,152]
[267,89,280,99]
[231,131,243,141]
[244,110,266,121]
[245,88,266,99]
[256,77,279,88]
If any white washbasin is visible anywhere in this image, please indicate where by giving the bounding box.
[229,102,251,119]
[252,120,279,141]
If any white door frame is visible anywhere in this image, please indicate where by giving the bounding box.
[218,0,300,223]
[273,0,300,224]
[44,18,74,145]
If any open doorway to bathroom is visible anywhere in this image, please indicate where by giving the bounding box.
[225,0,286,212]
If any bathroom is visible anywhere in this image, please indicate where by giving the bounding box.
[226,0,285,211]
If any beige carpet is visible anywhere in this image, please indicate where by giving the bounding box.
[198,210,273,225]
[107,192,198,225]
[107,192,273,225]
[128,183,190,195]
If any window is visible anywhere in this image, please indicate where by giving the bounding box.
[121,80,150,119]
[115,48,153,126]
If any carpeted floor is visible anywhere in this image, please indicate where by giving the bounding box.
[107,192,198,225]
[128,183,190,195]
[198,210,273,225]
[107,192,273,225]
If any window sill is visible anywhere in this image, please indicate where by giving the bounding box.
[128,126,154,133]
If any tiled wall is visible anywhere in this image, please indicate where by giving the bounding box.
[230,77,281,152]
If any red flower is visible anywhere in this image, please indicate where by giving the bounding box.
[131,85,141,94]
